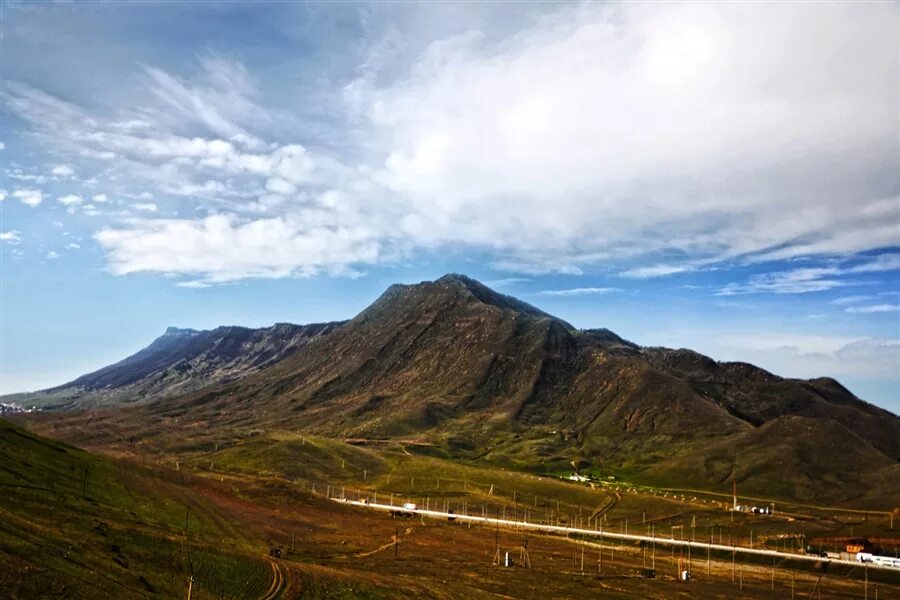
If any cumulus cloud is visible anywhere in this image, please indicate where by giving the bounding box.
[0,230,23,244]
[12,189,43,207]
[51,164,75,177]
[94,214,384,283]
[92,193,108,203]
[348,2,898,270]
[57,193,83,206]
[0,189,6,202]
[133,202,158,212]
[65,242,81,250]
[45,250,60,260]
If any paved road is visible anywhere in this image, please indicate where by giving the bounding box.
[334,498,899,572]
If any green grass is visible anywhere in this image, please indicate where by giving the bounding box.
[0,419,272,599]
[187,432,387,482]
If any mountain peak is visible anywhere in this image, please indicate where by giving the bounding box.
[164,326,199,336]
[436,272,479,286]
[434,273,569,325]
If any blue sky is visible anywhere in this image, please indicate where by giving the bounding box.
[1,2,898,413]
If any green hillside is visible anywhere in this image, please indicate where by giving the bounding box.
[0,419,273,599]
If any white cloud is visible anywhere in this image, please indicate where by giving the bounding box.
[92,194,108,203]
[58,193,83,206]
[718,254,900,295]
[141,53,269,148]
[717,268,846,295]
[848,253,900,273]
[94,214,383,283]
[65,242,81,250]
[3,3,899,283]
[619,264,691,279]
[711,332,899,380]
[831,295,875,305]
[484,277,531,287]
[45,250,60,260]
[265,177,297,196]
[0,141,5,150]
[12,189,43,207]
[536,287,620,297]
[51,164,75,177]
[845,304,900,314]
[347,2,898,272]
[133,202,158,212]
[175,280,212,289]
[7,170,48,184]
[0,189,6,202]
[0,230,23,244]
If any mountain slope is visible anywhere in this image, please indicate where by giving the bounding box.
[154,274,896,452]
[4,321,342,409]
[15,274,900,503]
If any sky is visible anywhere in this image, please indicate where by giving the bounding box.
[1,2,898,413]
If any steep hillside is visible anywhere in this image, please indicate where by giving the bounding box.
[0,419,279,599]
[3,321,341,410]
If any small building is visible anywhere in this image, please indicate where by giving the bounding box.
[846,539,872,554]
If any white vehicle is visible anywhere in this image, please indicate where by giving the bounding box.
[857,553,900,569]
[402,502,418,511]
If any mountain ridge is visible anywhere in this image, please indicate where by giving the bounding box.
[5,320,343,409]
[9,274,899,504]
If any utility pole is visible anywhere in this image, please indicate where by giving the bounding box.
[580,539,585,574]
[598,536,602,575]
[731,539,735,582]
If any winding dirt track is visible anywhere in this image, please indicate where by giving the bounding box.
[260,557,284,600]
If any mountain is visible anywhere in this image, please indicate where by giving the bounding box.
[3,321,342,410]
[14,274,900,503]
